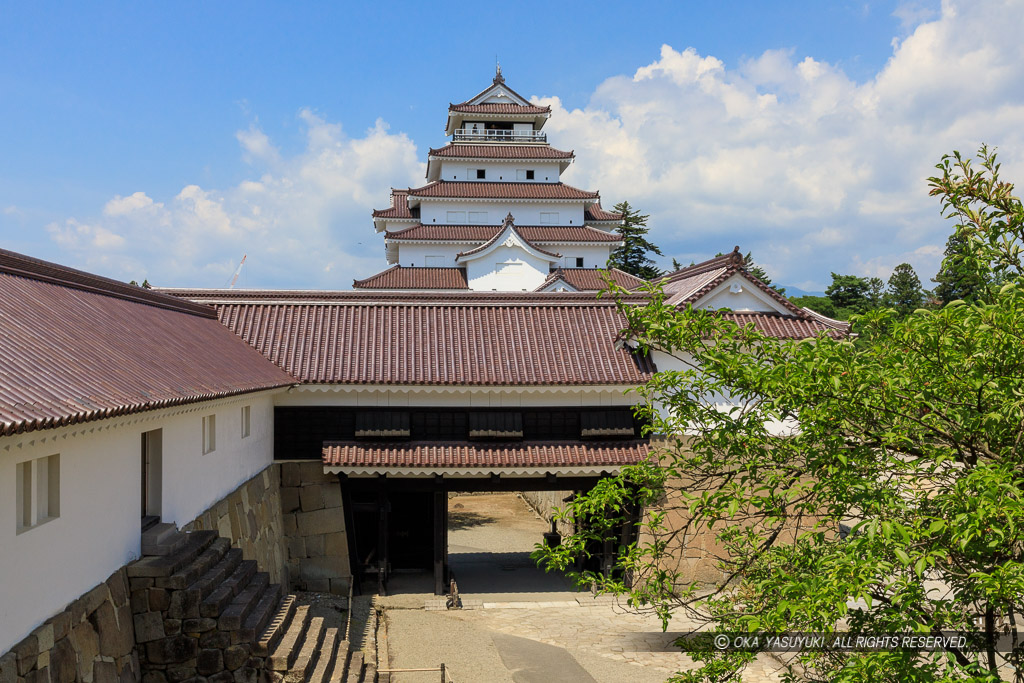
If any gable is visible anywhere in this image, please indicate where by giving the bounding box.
[695,272,792,314]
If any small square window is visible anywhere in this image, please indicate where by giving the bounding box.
[575,257,584,268]
[203,414,217,454]
[476,169,486,179]
[526,170,535,180]
[16,454,59,533]
[241,405,251,439]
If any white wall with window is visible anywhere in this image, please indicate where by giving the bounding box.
[0,389,280,653]
[419,201,585,227]
[436,160,563,183]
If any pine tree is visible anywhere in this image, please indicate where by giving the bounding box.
[608,201,663,280]
[886,263,923,315]
[932,231,989,303]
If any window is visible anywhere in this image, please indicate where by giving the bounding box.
[202,414,217,454]
[476,169,486,179]
[565,256,584,268]
[467,211,488,224]
[539,212,559,225]
[575,257,584,268]
[241,405,251,438]
[446,211,466,224]
[16,454,60,533]
[516,169,535,181]
[424,255,446,267]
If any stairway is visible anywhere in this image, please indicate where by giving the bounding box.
[131,525,362,682]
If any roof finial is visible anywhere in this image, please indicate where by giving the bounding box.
[494,59,504,84]
[503,212,515,226]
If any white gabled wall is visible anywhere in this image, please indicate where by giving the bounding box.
[0,390,279,653]
[464,243,553,291]
[696,273,790,313]
[394,242,612,269]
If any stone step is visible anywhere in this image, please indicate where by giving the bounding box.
[328,640,349,682]
[160,537,231,590]
[307,626,339,683]
[343,651,363,683]
[237,582,283,644]
[190,547,244,602]
[201,559,257,618]
[218,571,270,631]
[128,530,218,578]
[289,615,325,681]
[255,594,298,657]
[268,605,311,671]
[141,523,187,556]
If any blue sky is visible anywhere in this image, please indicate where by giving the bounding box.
[2,0,1022,290]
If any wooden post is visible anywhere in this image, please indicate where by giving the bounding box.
[439,663,447,682]
[377,487,389,596]
[433,489,447,595]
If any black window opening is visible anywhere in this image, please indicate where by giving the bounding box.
[469,412,524,440]
[355,411,411,438]
[581,410,638,438]
[476,169,486,179]
[526,170,535,180]
[575,257,584,267]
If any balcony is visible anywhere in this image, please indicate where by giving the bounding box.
[453,128,547,143]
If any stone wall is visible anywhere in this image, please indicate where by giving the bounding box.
[279,462,350,596]
[0,568,139,683]
[520,490,575,537]
[182,465,286,585]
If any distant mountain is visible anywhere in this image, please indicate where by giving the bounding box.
[781,285,826,298]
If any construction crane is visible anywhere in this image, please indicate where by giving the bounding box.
[228,254,247,289]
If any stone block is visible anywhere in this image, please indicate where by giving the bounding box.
[32,624,54,655]
[321,484,342,510]
[323,532,347,558]
[93,660,118,683]
[131,590,149,615]
[0,651,17,683]
[130,578,155,591]
[182,618,216,635]
[280,463,301,488]
[282,514,297,536]
[81,584,111,617]
[232,668,258,683]
[221,647,247,673]
[295,509,344,537]
[70,621,99,675]
[134,613,165,644]
[147,637,198,665]
[149,589,171,612]
[198,631,230,650]
[48,613,71,642]
[279,488,300,514]
[142,672,168,683]
[168,590,201,620]
[329,578,349,596]
[35,651,49,673]
[49,638,76,683]
[208,672,234,683]
[164,619,182,636]
[299,485,324,512]
[286,537,305,560]
[166,663,197,683]
[304,577,330,593]
[304,534,325,558]
[13,635,38,676]
[196,650,223,677]
[299,556,347,581]
[24,666,48,683]
[106,570,128,608]
[92,602,134,658]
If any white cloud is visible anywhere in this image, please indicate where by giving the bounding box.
[542,0,1024,290]
[50,111,424,288]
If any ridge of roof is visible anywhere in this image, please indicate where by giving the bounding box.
[372,189,418,219]
[0,248,217,318]
[456,213,561,260]
[584,203,624,222]
[160,288,650,306]
[537,268,648,292]
[427,144,574,160]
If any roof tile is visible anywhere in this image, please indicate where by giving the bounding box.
[353,266,469,290]
[323,440,650,469]
[429,144,573,160]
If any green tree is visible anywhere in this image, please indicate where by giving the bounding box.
[885,263,924,315]
[608,201,664,280]
[824,273,873,317]
[789,294,837,318]
[933,231,991,304]
[536,148,1024,681]
[716,251,786,296]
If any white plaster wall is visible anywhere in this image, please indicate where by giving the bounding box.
[419,201,586,227]
[436,160,563,183]
[394,243,611,268]
[464,244,551,291]
[697,275,787,313]
[0,390,279,653]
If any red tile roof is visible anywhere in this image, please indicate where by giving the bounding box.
[456,214,561,260]
[448,103,550,115]
[0,249,295,436]
[407,181,599,200]
[386,224,622,243]
[538,268,647,292]
[428,144,573,160]
[721,313,849,339]
[323,440,651,469]
[203,295,656,386]
[353,266,469,290]
[372,189,418,219]
[584,204,623,222]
